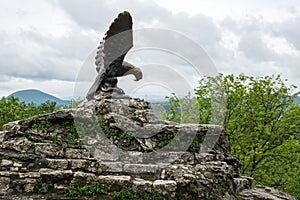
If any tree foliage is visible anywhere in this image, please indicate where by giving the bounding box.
[161,74,300,198]
[0,96,85,131]
[0,97,61,131]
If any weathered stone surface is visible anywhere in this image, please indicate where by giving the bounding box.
[0,131,4,143]
[68,159,89,170]
[234,176,253,193]
[119,151,143,163]
[39,168,53,173]
[46,159,68,170]
[53,183,67,190]
[0,177,10,194]
[13,162,22,168]
[1,159,13,167]
[101,161,123,173]
[98,175,131,191]
[93,144,120,161]
[146,151,192,164]
[19,172,40,178]
[239,185,297,200]
[153,180,177,198]
[0,171,19,177]
[34,143,64,157]
[132,178,153,193]
[24,178,37,193]
[123,164,160,177]
[65,148,90,159]
[2,120,23,137]
[2,137,32,153]
[72,171,96,186]
[40,169,73,179]
[161,162,238,199]
[0,97,296,199]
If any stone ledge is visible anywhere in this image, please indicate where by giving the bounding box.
[34,143,64,157]
[234,176,253,193]
[1,137,33,153]
[132,178,153,193]
[19,172,40,178]
[98,175,131,191]
[39,169,73,177]
[72,171,97,186]
[123,164,160,175]
[240,185,297,200]
[46,159,68,170]
[65,148,90,159]
[153,180,177,199]
[101,161,123,173]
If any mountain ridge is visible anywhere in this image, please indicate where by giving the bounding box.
[7,89,70,107]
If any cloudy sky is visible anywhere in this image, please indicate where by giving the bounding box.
[1,0,300,99]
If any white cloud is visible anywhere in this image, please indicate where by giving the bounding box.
[265,35,299,56]
[155,0,300,22]
[218,14,300,90]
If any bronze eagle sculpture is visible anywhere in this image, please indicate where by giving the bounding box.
[86,11,142,100]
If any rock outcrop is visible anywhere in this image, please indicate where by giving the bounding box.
[0,98,296,199]
[240,185,296,200]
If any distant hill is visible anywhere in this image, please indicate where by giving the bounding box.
[294,96,300,105]
[7,89,70,107]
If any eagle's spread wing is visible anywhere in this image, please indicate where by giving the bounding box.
[86,11,133,99]
[97,11,133,74]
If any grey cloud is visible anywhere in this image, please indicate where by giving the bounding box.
[0,75,12,83]
[238,31,273,62]
[58,0,170,30]
[272,15,300,51]
[221,16,267,34]
[22,29,97,60]
[221,14,300,60]
[57,0,115,30]
[219,14,300,91]
[58,0,222,52]
[58,0,224,86]
[0,27,97,81]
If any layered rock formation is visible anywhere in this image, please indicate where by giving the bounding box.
[0,98,296,199]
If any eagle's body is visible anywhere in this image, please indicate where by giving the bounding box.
[86,11,142,100]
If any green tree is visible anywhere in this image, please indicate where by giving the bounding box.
[0,97,37,130]
[162,74,300,198]
[0,97,60,131]
[39,100,57,113]
[160,92,203,123]
[70,98,84,108]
